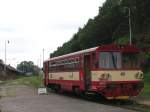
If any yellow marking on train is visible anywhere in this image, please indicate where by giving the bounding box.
[107,96,129,100]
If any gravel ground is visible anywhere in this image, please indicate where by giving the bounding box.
[0,85,136,112]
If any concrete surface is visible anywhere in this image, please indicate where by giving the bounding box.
[0,85,136,112]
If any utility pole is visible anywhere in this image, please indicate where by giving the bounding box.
[40,54,41,68]
[125,7,132,45]
[42,48,44,64]
[128,8,132,45]
[4,40,9,73]
[37,58,39,67]
[119,0,132,45]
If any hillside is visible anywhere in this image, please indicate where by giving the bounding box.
[50,0,150,70]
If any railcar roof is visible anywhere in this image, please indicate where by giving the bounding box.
[44,44,140,62]
[46,46,98,62]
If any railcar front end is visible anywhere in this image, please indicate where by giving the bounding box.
[90,47,144,100]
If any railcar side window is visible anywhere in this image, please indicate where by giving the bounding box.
[99,52,121,69]
[48,57,80,72]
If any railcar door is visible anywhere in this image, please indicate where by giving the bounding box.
[84,54,91,90]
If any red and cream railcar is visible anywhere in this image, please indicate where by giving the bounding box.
[43,44,144,100]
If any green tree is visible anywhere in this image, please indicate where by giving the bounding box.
[17,61,40,75]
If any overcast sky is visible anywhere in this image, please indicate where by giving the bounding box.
[0,0,106,68]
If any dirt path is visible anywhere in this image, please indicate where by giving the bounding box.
[0,84,136,112]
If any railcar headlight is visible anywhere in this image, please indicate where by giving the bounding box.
[106,73,111,80]
[139,72,143,79]
[101,74,105,79]
[135,72,143,79]
[100,73,111,80]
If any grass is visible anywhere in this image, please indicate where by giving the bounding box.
[140,70,150,97]
[6,75,44,88]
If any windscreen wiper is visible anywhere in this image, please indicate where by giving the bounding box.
[110,52,117,69]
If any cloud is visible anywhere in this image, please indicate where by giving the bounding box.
[47,19,87,32]
[0,24,16,32]
[0,0,106,67]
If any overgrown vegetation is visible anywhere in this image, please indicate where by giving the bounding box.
[140,70,150,97]
[6,75,44,88]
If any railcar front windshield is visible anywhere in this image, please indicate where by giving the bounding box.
[99,52,140,69]
[122,53,140,69]
[99,52,121,69]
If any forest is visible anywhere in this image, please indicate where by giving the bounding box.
[50,0,150,70]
